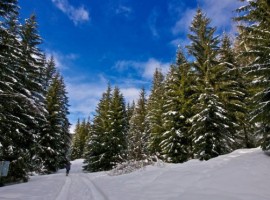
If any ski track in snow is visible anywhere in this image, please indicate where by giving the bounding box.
[55,175,72,200]
[54,160,110,200]
[81,174,109,200]
[54,173,108,200]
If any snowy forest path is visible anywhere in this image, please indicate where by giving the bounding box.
[0,159,111,200]
[53,159,109,200]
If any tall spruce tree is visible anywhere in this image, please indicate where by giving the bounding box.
[0,7,50,180]
[108,87,128,164]
[187,9,234,160]
[84,85,112,171]
[127,88,148,161]
[19,14,49,174]
[218,34,253,148]
[71,119,82,160]
[126,101,135,140]
[43,56,57,92]
[84,86,128,171]
[126,101,135,122]
[146,68,165,157]
[40,73,70,173]
[235,0,270,150]
[71,118,91,160]
[0,0,31,181]
[57,76,71,165]
[160,49,192,163]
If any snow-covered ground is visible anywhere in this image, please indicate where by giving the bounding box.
[0,148,269,200]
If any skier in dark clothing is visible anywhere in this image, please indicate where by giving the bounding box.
[65,161,71,176]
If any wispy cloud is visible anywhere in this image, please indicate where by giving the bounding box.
[148,9,159,38]
[45,50,79,70]
[121,87,141,104]
[115,5,133,18]
[66,75,143,132]
[170,0,243,49]
[169,37,192,49]
[51,0,89,25]
[142,59,170,79]
[172,8,196,35]
[172,0,243,35]
[198,0,243,35]
[66,76,107,132]
[114,58,170,80]
[66,82,106,115]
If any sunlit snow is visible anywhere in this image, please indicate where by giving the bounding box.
[0,148,269,200]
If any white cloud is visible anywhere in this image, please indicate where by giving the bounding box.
[115,5,132,17]
[114,58,170,80]
[143,59,170,79]
[172,8,196,35]
[52,0,89,25]
[120,87,141,104]
[172,0,243,35]
[169,38,192,49]
[66,75,144,133]
[199,0,243,34]
[148,9,159,38]
[66,78,107,131]
[45,50,79,70]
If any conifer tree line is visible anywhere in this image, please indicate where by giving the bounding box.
[0,0,71,182]
[71,0,270,172]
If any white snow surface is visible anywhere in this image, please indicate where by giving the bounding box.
[0,148,270,200]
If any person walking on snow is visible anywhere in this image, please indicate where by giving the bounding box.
[65,161,71,176]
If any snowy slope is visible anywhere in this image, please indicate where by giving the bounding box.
[0,148,269,200]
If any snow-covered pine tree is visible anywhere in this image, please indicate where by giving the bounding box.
[18,14,49,175]
[160,49,191,163]
[186,9,235,160]
[126,101,135,124]
[146,68,165,157]
[71,119,82,160]
[0,0,18,18]
[0,4,49,181]
[43,56,57,92]
[20,15,47,110]
[40,73,70,173]
[235,0,270,150]
[84,86,128,171]
[31,56,56,173]
[83,117,92,154]
[125,101,135,141]
[71,118,91,160]
[40,74,61,172]
[218,34,253,148]
[108,87,128,165]
[0,0,31,181]
[83,85,112,172]
[57,76,71,166]
[127,88,148,161]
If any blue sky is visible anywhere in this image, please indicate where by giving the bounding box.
[19,0,243,132]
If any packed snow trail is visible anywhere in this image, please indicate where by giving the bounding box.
[0,148,270,200]
[0,159,110,200]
